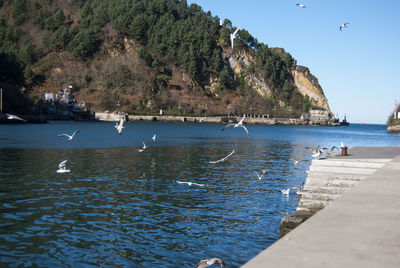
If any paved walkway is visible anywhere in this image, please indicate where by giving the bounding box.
[243,147,400,268]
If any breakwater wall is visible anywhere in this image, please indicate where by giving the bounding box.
[94,112,340,126]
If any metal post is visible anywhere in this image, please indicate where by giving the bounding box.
[0,88,2,113]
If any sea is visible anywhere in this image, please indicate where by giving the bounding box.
[0,121,399,267]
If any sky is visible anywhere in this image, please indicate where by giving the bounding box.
[187,0,400,124]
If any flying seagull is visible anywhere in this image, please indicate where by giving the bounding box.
[58,130,80,141]
[196,258,226,268]
[138,142,147,152]
[230,27,239,50]
[152,134,156,141]
[254,171,264,180]
[6,113,26,122]
[56,160,70,173]
[115,117,125,135]
[339,22,349,31]
[176,181,205,187]
[221,115,249,135]
[281,188,290,195]
[209,149,235,164]
[296,3,306,8]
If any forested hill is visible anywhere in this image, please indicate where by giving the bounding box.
[0,0,331,117]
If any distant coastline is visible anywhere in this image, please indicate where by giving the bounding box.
[95,112,341,126]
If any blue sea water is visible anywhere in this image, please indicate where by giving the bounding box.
[0,121,398,267]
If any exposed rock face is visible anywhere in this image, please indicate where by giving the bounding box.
[387,124,400,133]
[293,65,331,113]
[225,49,331,113]
[226,49,272,98]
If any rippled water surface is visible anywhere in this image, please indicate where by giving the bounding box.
[0,121,399,267]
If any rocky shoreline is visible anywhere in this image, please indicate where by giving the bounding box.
[387,124,400,133]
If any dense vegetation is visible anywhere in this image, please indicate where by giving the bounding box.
[0,0,317,116]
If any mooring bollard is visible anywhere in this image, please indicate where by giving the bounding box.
[341,146,348,156]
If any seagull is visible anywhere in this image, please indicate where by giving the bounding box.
[291,186,303,195]
[58,130,80,141]
[254,171,264,180]
[152,134,156,141]
[281,188,290,195]
[115,117,125,135]
[56,160,70,173]
[219,19,223,26]
[196,258,226,268]
[138,142,147,152]
[6,113,26,122]
[339,22,349,31]
[176,181,205,187]
[330,146,339,151]
[289,159,304,166]
[230,27,239,50]
[221,115,249,135]
[209,149,235,164]
[296,3,306,8]
[340,142,346,148]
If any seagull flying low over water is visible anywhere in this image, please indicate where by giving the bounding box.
[138,142,147,152]
[230,27,239,50]
[196,257,226,268]
[56,160,70,173]
[296,3,306,8]
[152,134,156,141]
[281,188,290,195]
[209,149,235,164]
[221,115,249,135]
[115,117,125,135]
[6,113,26,122]
[58,130,80,141]
[254,171,264,180]
[176,181,205,187]
[339,22,349,31]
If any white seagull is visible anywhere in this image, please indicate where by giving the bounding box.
[209,149,235,164]
[115,117,125,135]
[152,134,156,141]
[254,171,264,180]
[340,142,346,148]
[281,188,290,195]
[6,113,26,122]
[58,130,80,141]
[290,159,304,166]
[56,160,70,173]
[221,115,249,135]
[138,142,147,152]
[196,258,226,268]
[296,3,306,8]
[230,27,239,50]
[291,186,303,195]
[339,22,349,31]
[176,181,205,187]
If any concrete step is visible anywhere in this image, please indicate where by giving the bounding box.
[303,185,350,195]
[301,192,341,202]
[306,172,368,181]
[306,178,361,188]
[310,159,389,169]
[297,199,331,212]
[309,165,378,175]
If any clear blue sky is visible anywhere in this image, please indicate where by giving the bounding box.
[188,0,400,124]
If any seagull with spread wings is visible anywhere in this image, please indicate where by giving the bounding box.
[221,115,249,135]
[56,160,70,173]
[6,113,27,122]
[230,27,239,50]
[296,3,306,8]
[339,22,349,31]
[176,181,205,187]
[115,117,125,135]
[209,149,235,164]
[58,130,80,141]
[138,142,147,152]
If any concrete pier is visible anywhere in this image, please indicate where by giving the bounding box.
[243,147,400,268]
